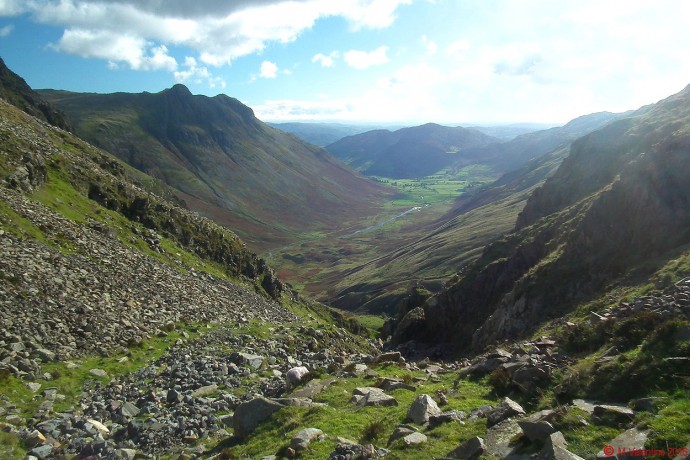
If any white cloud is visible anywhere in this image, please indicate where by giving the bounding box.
[0,24,13,37]
[344,46,389,69]
[312,51,340,67]
[260,60,278,78]
[2,0,410,68]
[53,29,177,71]
[174,56,226,88]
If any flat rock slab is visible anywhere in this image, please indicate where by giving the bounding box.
[596,428,648,459]
[403,432,427,446]
[572,399,597,414]
[291,427,324,451]
[355,391,398,408]
[485,418,528,459]
[447,436,486,460]
[290,378,337,399]
[233,397,285,439]
[518,420,556,442]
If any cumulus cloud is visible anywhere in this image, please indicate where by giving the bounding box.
[1,0,410,69]
[173,56,226,88]
[312,51,340,67]
[260,60,278,78]
[54,29,178,71]
[344,46,389,69]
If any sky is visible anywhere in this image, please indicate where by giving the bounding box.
[1,0,690,125]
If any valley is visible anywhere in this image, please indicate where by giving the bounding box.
[1,55,690,460]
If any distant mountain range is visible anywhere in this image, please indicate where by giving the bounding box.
[39,86,392,249]
[326,123,497,178]
[324,114,629,180]
[268,122,403,147]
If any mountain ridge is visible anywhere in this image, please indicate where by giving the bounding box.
[39,85,392,250]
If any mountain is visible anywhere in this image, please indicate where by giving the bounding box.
[325,123,497,178]
[39,86,391,249]
[0,57,71,131]
[313,112,631,315]
[267,122,390,147]
[388,84,690,350]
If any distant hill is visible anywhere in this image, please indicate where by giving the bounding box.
[326,123,497,178]
[267,122,395,147]
[40,86,392,249]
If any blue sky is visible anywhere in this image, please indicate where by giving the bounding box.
[1,0,690,124]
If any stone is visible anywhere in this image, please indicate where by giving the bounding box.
[191,384,218,397]
[572,399,596,414]
[403,431,427,446]
[429,410,466,428]
[286,366,310,387]
[115,448,138,460]
[357,390,398,408]
[289,378,337,399]
[379,377,416,392]
[234,352,265,369]
[387,424,418,446]
[26,382,42,393]
[25,430,46,448]
[5,415,22,425]
[35,348,56,362]
[592,404,635,425]
[376,351,402,363]
[512,365,549,392]
[290,427,323,451]
[518,420,557,442]
[167,388,182,404]
[89,368,109,378]
[447,436,486,460]
[86,419,110,435]
[30,444,53,460]
[596,428,648,459]
[121,401,140,418]
[486,397,526,426]
[407,394,441,424]
[233,397,285,439]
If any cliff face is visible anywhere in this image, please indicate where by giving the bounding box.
[392,85,690,350]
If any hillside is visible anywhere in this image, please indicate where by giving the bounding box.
[387,83,690,351]
[326,123,497,178]
[39,86,392,249]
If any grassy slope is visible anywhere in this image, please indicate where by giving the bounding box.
[39,88,393,251]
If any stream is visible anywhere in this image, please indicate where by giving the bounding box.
[346,206,423,237]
